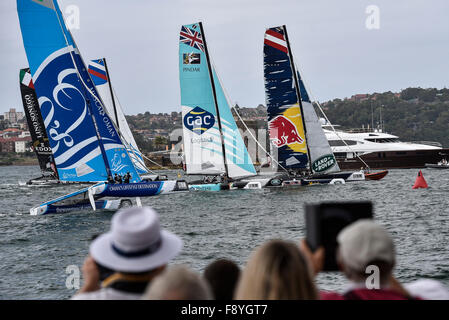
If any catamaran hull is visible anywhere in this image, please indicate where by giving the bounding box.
[263,170,364,187]
[189,183,224,191]
[188,179,266,191]
[90,180,189,197]
[30,180,189,215]
[23,176,92,186]
[30,199,122,215]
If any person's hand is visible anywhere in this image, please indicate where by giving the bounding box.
[78,255,100,293]
[299,239,325,276]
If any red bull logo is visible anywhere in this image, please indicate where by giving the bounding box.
[268,115,304,147]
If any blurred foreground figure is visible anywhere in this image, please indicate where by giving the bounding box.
[204,259,241,300]
[143,265,212,300]
[405,279,449,300]
[302,220,418,300]
[72,207,182,300]
[235,240,318,300]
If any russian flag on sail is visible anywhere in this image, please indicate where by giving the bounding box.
[88,59,108,85]
[264,29,288,53]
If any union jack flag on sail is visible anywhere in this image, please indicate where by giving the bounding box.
[180,25,204,52]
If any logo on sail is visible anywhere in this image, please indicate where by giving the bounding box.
[183,53,200,64]
[312,154,337,173]
[111,153,128,173]
[268,115,304,147]
[184,106,215,135]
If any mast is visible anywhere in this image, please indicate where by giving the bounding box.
[103,58,120,129]
[282,25,313,173]
[198,22,229,178]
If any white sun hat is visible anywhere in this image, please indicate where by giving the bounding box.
[90,206,183,273]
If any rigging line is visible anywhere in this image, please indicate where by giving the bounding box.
[210,59,290,175]
[292,53,371,169]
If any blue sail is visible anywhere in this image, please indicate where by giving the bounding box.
[263,26,309,170]
[17,0,141,182]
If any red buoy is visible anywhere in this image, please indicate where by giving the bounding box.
[412,170,428,189]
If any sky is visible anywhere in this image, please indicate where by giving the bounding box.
[1,0,449,115]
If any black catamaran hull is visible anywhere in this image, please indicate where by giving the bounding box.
[24,176,89,186]
[31,199,125,215]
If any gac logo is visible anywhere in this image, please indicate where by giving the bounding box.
[184,106,215,135]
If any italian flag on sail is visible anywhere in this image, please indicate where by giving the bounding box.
[20,69,34,89]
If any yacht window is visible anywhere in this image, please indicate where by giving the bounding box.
[365,138,399,143]
[328,140,357,146]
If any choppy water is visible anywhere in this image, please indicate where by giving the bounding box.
[0,165,448,299]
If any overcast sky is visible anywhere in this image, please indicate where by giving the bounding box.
[1,0,449,115]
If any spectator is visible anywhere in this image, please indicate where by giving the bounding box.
[234,240,318,300]
[301,219,415,300]
[72,206,183,300]
[404,279,449,300]
[142,265,212,300]
[204,259,240,300]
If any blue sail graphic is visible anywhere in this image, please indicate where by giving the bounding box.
[17,0,141,182]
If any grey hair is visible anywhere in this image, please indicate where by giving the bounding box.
[142,265,212,300]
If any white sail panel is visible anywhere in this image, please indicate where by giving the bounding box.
[181,105,226,175]
[297,70,340,174]
[88,59,149,175]
[212,67,257,179]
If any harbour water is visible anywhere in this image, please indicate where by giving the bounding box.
[0,165,448,299]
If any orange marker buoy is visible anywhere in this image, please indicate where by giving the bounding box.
[412,170,428,189]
